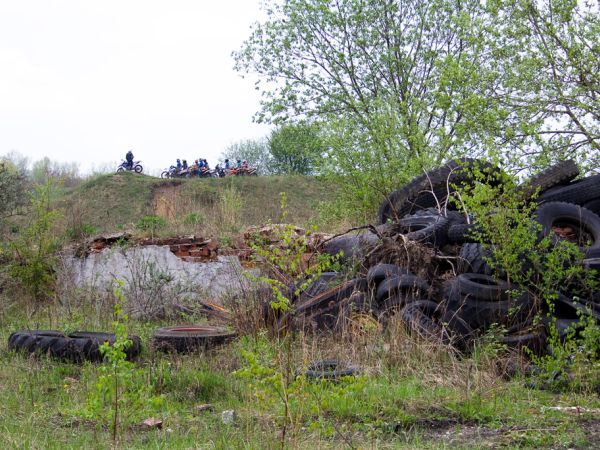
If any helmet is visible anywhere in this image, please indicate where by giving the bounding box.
[225,159,229,162]
[177,159,180,162]
[243,160,247,163]
[203,159,207,162]
[237,159,241,162]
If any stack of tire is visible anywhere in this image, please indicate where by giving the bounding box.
[312,158,600,353]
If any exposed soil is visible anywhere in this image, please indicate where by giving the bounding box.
[420,418,600,448]
[151,181,183,221]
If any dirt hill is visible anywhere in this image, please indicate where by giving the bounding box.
[58,172,340,235]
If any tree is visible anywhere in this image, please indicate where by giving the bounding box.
[220,138,273,175]
[31,157,80,187]
[268,122,323,174]
[234,0,507,218]
[0,158,28,221]
[484,0,600,172]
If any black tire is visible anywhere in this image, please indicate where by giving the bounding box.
[451,273,513,302]
[8,330,66,354]
[160,171,169,179]
[396,213,449,247]
[378,158,501,224]
[583,199,600,217]
[500,332,546,354]
[400,300,474,350]
[445,282,534,330]
[457,243,495,276]
[448,223,478,245]
[8,330,141,362]
[293,279,366,317]
[322,233,379,263]
[538,174,600,206]
[134,164,143,174]
[375,274,430,303]
[303,360,357,380]
[153,326,236,353]
[517,160,579,200]
[295,272,342,303]
[366,264,412,289]
[535,202,600,251]
[68,332,142,361]
[116,167,124,173]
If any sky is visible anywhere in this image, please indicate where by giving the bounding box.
[0,0,271,175]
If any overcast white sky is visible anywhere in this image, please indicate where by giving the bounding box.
[0,0,270,175]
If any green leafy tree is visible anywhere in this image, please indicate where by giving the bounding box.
[0,158,28,221]
[268,122,323,174]
[220,138,273,174]
[31,156,80,187]
[6,182,61,301]
[485,0,600,172]
[234,0,508,217]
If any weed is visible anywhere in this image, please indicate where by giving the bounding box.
[135,215,167,239]
[5,181,62,302]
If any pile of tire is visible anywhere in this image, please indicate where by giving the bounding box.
[301,159,600,354]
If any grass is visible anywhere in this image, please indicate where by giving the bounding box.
[55,172,341,238]
[2,293,600,448]
[3,172,600,448]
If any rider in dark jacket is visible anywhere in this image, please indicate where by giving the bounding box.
[126,150,134,169]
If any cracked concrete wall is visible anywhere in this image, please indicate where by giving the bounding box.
[62,245,255,298]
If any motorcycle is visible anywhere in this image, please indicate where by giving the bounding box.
[160,166,178,178]
[117,160,143,173]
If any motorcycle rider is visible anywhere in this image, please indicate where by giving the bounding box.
[236,159,242,169]
[224,159,231,170]
[176,159,182,170]
[242,160,249,170]
[125,150,134,170]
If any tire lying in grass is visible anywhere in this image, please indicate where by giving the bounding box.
[378,158,502,224]
[153,325,236,352]
[8,330,142,362]
[517,159,579,200]
[399,300,474,351]
[302,360,358,380]
[443,274,530,330]
[69,331,142,361]
[499,331,547,354]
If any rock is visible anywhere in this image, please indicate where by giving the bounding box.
[141,418,163,429]
[195,403,215,414]
[221,410,236,425]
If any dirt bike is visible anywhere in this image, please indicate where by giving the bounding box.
[160,166,178,178]
[238,166,258,176]
[198,166,219,178]
[117,160,143,173]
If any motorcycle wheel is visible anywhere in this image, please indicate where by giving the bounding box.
[134,164,143,174]
[160,171,169,179]
[116,167,124,173]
